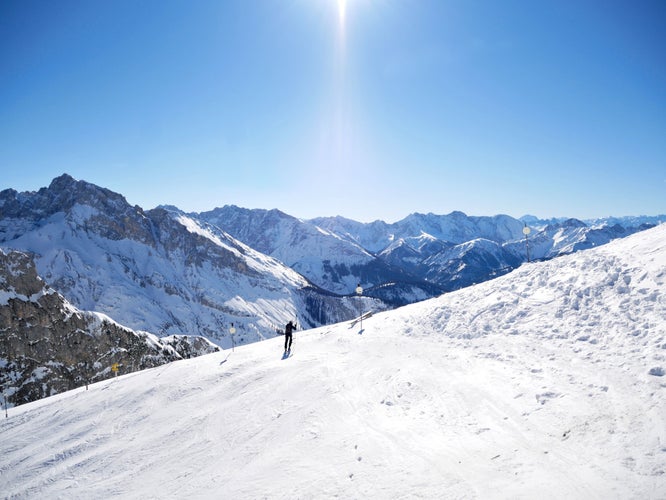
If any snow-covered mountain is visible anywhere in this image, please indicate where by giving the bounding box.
[312,211,526,251]
[0,175,365,346]
[194,205,423,297]
[521,213,665,231]
[205,206,663,297]
[0,248,219,406]
[2,223,664,498]
[421,237,522,288]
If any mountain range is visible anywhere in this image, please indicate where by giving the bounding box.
[197,207,533,296]
[195,203,662,299]
[0,175,369,351]
[1,174,663,351]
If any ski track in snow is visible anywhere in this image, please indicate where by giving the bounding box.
[1,225,666,498]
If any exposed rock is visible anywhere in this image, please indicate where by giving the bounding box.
[0,249,219,407]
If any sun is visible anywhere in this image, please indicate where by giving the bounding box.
[337,0,347,30]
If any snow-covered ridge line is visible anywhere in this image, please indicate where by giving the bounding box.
[175,213,242,257]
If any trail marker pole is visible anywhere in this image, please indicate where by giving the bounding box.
[356,284,364,331]
[229,324,236,352]
[523,225,531,263]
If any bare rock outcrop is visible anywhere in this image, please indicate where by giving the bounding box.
[0,249,219,407]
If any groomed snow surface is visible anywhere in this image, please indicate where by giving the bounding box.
[2,225,666,499]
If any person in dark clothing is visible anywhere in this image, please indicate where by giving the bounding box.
[284,320,296,352]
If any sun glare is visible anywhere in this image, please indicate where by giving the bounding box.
[337,0,347,31]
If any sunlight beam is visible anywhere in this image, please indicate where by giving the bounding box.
[337,0,347,33]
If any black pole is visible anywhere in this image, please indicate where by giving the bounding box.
[360,297,363,331]
[356,283,363,331]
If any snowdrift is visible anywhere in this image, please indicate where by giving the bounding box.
[1,224,665,498]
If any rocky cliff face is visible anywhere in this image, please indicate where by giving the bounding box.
[0,249,218,407]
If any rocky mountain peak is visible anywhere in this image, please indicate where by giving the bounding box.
[0,173,134,221]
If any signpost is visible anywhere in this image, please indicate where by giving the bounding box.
[523,225,531,263]
[229,324,236,352]
[356,284,364,331]
[111,363,120,377]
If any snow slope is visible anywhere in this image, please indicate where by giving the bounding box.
[2,224,665,498]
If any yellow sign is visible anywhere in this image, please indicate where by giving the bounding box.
[111,363,119,373]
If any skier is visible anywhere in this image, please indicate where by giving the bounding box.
[284,320,296,352]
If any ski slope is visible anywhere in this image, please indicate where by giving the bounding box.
[2,225,665,498]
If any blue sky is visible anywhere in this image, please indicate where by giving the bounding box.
[1,0,664,222]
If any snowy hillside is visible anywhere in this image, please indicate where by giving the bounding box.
[2,224,664,498]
